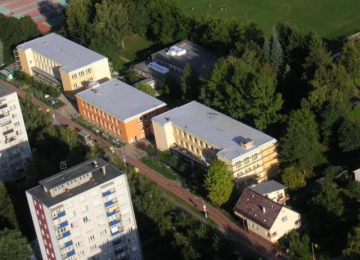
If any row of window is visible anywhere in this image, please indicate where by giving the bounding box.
[33,52,59,67]
[137,111,156,123]
[176,128,212,150]
[74,78,93,89]
[235,154,259,169]
[178,139,201,156]
[236,164,262,177]
[84,102,121,125]
[71,68,92,80]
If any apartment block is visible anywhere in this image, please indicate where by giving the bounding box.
[152,101,279,187]
[233,187,301,244]
[0,82,32,182]
[26,158,143,260]
[76,79,167,144]
[15,33,112,99]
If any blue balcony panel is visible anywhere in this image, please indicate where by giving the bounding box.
[62,231,71,238]
[102,190,112,197]
[107,211,117,217]
[58,211,66,218]
[59,221,68,228]
[105,200,115,207]
[109,219,119,226]
[67,250,75,257]
[64,241,73,248]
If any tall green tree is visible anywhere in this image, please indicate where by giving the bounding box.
[0,40,4,64]
[339,40,360,81]
[270,27,283,73]
[59,127,78,151]
[66,0,93,45]
[281,167,306,190]
[279,108,323,173]
[180,64,201,102]
[314,183,344,217]
[280,230,312,260]
[343,226,360,258]
[0,229,32,260]
[205,160,233,206]
[136,83,157,97]
[338,119,360,152]
[0,182,18,229]
[260,37,270,63]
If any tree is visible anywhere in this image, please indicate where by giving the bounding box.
[343,226,360,258]
[0,39,4,64]
[0,182,18,229]
[338,119,360,152]
[260,37,270,63]
[135,83,157,97]
[204,160,234,206]
[279,108,323,173]
[180,64,201,101]
[314,183,344,217]
[60,127,78,151]
[281,167,306,190]
[86,144,106,160]
[66,0,93,45]
[0,229,32,260]
[339,40,360,81]
[279,230,312,260]
[270,27,283,73]
[172,232,201,260]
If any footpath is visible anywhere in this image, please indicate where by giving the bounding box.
[0,79,279,260]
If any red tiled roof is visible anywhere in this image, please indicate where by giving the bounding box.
[233,188,283,229]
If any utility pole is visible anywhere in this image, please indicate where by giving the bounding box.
[311,243,315,260]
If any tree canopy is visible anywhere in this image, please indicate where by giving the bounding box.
[281,167,306,190]
[0,229,32,260]
[314,183,344,217]
[204,160,234,206]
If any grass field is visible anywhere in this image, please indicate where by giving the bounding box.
[179,0,360,41]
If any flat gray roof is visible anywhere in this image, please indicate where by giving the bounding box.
[76,79,166,122]
[0,82,14,98]
[17,33,107,73]
[152,101,276,161]
[26,158,125,207]
[151,40,218,78]
[248,180,287,195]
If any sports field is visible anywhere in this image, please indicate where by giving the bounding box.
[180,0,360,40]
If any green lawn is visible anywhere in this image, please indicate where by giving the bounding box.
[121,35,154,62]
[180,0,360,40]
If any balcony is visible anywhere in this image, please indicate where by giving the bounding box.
[63,250,75,260]
[109,219,120,227]
[111,230,121,236]
[0,107,9,116]
[104,198,118,208]
[113,237,125,246]
[60,240,73,250]
[115,246,127,255]
[53,211,66,220]
[57,221,69,229]
[107,209,119,217]
[102,188,115,197]
[277,194,290,204]
[61,231,71,239]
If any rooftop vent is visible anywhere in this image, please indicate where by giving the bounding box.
[241,138,254,149]
[166,45,186,56]
[93,161,99,168]
[88,81,100,89]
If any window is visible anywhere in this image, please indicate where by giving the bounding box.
[105,247,112,255]
[79,196,86,203]
[90,245,97,252]
[70,221,78,228]
[128,236,135,243]
[79,71,84,77]
[72,230,81,238]
[131,246,137,252]
[78,250,85,257]
[124,218,131,225]
[93,199,101,207]
[137,117,142,123]
[88,235,95,242]
[89,77,93,82]
[98,220,105,227]
[81,205,88,213]
[86,225,94,233]
[133,256,140,260]
[74,83,79,89]
[273,232,277,237]
[121,209,129,216]
[69,211,76,219]
[72,74,77,80]
[86,68,92,74]
[83,216,90,223]
[100,229,108,236]
[75,241,83,248]
[95,210,103,217]
[140,127,144,131]
[282,216,288,222]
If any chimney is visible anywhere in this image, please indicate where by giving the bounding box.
[262,206,266,213]
[241,138,254,149]
[102,166,106,175]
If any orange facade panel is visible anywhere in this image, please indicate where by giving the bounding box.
[76,97,167,143]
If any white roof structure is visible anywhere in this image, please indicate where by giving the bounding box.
[248,180,287,195]
[354,169,360,182]
[17,33,107,73]
[76,79,166,122]
[152,101,276,161]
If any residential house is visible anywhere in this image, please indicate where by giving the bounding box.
[233,188,301,244]
[248,180,289,205]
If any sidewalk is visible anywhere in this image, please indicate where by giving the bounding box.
[1,79,279,260]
